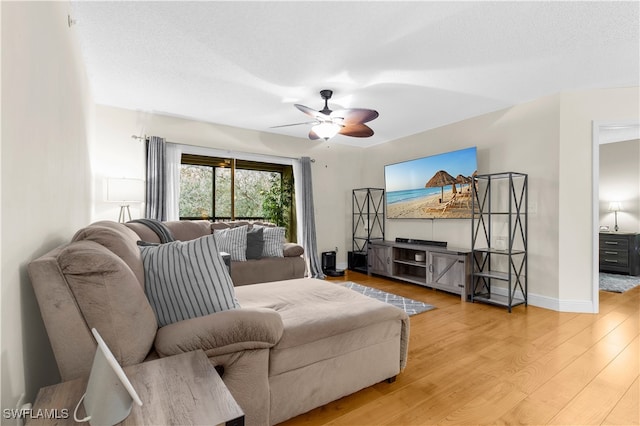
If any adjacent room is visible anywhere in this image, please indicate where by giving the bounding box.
[2,1,639,425]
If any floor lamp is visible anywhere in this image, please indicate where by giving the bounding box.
[107,178,145,223]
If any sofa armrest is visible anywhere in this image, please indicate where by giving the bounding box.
[283,243,304,257]
[154,308,283,358]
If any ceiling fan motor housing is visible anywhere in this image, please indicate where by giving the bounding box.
[319,89,334,115]
[320,89,333,100]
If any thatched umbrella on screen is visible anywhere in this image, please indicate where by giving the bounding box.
[455,174,472,192]
[425,170,457,203]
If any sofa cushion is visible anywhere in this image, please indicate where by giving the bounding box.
[125,222,161,244]
[235,279,409,374]
[58,240,157,366]
[246,227,264,260]
[72,222,145,288]
[254,225,285,257]
[140,235,239,327]
[163,220,212,241]
[213,225,248,261]
[283,243,304,257]
[210,222,231,231]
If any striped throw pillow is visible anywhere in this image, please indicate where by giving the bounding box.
[213,225,248,261]
[140,235,239,327]
[254,225,285,257]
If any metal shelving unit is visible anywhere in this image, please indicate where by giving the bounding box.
[351,188,385,273]
[471,172,528,312]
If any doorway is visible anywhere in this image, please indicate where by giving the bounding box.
[592,121,640,312]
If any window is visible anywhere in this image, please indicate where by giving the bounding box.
[179,154,296,241]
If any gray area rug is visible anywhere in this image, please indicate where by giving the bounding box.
[340,281,435,316]
[599,272,640,293]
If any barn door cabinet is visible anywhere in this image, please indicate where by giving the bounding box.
[367,240,472,301]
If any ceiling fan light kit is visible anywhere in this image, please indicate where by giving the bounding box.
[312,122,342,140]
[277,89,379,141]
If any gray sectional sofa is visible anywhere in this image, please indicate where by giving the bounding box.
[124,219,307,286]
[28,220,409,425]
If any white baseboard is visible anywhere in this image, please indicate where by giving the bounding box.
[490,286,595,313]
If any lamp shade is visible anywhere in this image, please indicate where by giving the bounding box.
[608,201,622,212]
[312,122,341,140]
[106,178,144,203]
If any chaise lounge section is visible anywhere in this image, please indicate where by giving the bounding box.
[28,221,409,425]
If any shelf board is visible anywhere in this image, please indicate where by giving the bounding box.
[393,259,428,268]
[472,211,524,215]
[394,273,427,286]
[473,248,526,255]
[473,271,513,281]
[472,293,526,308]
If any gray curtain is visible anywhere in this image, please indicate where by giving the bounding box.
[299,157,325,279]
[144,136,167,220]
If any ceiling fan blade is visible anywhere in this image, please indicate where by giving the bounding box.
[339,123,374,138]
[270,121,317,129]
[330,108,379,125]
[308,129,321,140]
[295,104,329,120]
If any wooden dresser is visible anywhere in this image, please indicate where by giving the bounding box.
[599,232,640,276]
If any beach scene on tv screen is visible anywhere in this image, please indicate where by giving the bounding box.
[385,147,477,219]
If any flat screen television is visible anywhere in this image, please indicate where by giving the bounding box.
[385,147,477,219]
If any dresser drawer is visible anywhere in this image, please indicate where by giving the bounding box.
[600,237,629,250]
[599,250,628,267]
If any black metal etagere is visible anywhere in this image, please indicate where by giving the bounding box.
[351,188,385,273]
[471,172,528,312]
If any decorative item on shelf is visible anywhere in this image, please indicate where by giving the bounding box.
[106,178,145,223]
[608,201,622,232]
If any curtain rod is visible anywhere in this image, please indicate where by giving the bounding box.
[131,135,314,162]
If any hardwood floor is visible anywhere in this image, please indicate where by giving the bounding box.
[280,271,639,426]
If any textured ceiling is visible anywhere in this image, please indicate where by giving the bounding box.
[70,1,640,147]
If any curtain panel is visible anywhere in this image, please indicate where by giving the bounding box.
[296,157,325,279]
[165,143,183,221]
[144,136,167,220]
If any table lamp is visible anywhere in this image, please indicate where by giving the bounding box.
[608,201,621,232]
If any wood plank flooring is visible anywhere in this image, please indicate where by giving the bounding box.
[280,271,639,426]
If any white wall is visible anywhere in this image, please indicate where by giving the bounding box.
[91,105,368,262]
[363,94,562,304]
[558,88,640,307]
[1,1,93,413]
[599,139,640,232]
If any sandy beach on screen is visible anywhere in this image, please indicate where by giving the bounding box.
[387,190,473,219]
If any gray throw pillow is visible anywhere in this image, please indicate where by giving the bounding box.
[140,235,239,327]
[213,225,248,261]
[246,227,264,260]
[254,225,285,257]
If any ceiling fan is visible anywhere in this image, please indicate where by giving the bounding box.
[272,90,379,140]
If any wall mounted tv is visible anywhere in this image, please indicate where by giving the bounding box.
[385,146,477,219]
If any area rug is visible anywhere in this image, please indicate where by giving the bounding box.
[599,272,640,293]
[340,281,435,316]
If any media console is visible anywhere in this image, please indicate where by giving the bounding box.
[368,240,472,301]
